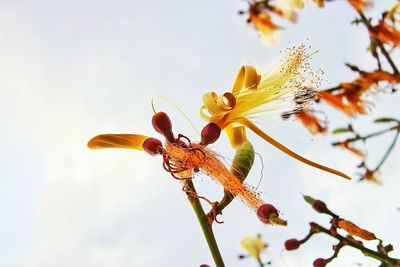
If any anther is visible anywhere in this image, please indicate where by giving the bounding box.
[200,123,221,146]
[152,112,175,143]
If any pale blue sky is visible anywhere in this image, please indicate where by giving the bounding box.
[0,1,399,266]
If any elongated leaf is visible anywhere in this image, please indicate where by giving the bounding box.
[332,128,351,134]
[373,117,399,124]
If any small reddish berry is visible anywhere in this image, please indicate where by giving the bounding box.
[284,239,300,250]
[201,123,221,145]
[142,138,163,156]
[152,112,174,142]
[199,265,210,267]
[257,204,278,224]
[313,258,326,267]
[312,200,328,213]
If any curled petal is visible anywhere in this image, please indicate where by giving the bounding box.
[201,92,236,120]
[231,65,261,93]
[87,134,148,150]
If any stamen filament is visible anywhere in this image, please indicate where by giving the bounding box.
[237,118,352,180]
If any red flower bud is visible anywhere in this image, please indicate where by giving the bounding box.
[284,239,300,250]
[201,123,221,145]
[152,112,174,142]
[313,258,326,267]
[257,204,278,224]
[142,138,163,156]
[257,204,287,225]
[312,200,328,213]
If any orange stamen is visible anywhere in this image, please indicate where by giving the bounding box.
[165,142,265,211]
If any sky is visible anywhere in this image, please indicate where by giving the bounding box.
[0,0,399,266]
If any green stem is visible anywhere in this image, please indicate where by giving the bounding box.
[185,180,225,267]
[332,125,398,145]
[374,128,400,172]
[313,223,400,266]
[256,257,265,267]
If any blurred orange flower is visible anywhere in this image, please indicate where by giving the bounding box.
[274,0,304,22]
[336,140,365,158]
[313,0,372,10]
[385,2,400,23]
[319,70,400,116]
[361,168,381,184]
[371,20,400,46]
[347,0,372,12]
[312,0,324,8]
[248,5,281,46]
[295,110,327,135]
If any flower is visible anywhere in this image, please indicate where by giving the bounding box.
[318,90,367,116]
[347,0,372,12]
[240,235,268,260]
[294,109,327,135]
[319,70,400,116]
[312,0,372,10]
[371,19,400,47]
[88,112,267,215]
[385,2,400,24]
[336,140,365,158]
[312,0,324,8]
[247,4,281,46]
[361,168,382,184]
[274,0,304,22]
[200,45,351,180]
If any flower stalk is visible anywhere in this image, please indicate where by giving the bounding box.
[184,180,225,267]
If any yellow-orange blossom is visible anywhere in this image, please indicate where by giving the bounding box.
[200,45,351,180]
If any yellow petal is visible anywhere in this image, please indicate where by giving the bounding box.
[87,134,148,150]
[237,118,351,180]
[225,125,247,149]
[231,65,261,94]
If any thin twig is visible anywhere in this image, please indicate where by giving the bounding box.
[374,128,400,172]
[358,12,399,75]
[313,223,400,266]
[332,125,398,145]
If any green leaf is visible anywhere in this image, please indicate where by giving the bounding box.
[332,128,351,134]
[230,141,255,182]
[373,117,399,124]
